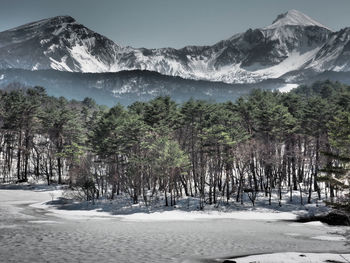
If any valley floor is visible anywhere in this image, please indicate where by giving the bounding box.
[0,184,349,263]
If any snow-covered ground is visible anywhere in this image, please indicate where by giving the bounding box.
[30,190,301,222]
[1,183,335,222]
[278,83,299,93]
[224,252,350,263]
[0,184,349,263]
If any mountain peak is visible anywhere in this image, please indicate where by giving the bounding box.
[31,15,77,27]
[47,15,76,24]
[5,15,76,32]
[265,9,331,30]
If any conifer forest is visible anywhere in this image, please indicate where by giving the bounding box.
[1,81,349,210]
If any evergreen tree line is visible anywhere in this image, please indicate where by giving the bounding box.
[0,81,349,209]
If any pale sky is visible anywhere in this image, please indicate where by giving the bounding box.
[0,0,349,48]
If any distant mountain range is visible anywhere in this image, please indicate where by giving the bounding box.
[0,9,349,105]
[0,69,288,106]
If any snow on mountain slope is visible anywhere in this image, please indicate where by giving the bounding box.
[265,9,331,30]
[305,28,350,72]
[112,10,331,83]
[0,16,126,72]
[252,47,322,78]
[0,10,348,84]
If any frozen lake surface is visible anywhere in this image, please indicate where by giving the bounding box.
[0,189,349,263]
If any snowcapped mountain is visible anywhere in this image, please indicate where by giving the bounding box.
[0,16,126,72]
[265,9,330,30]
[0,10,349,84]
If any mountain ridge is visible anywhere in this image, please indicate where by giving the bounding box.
[0,68,287,106]
[0,10,349,84]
